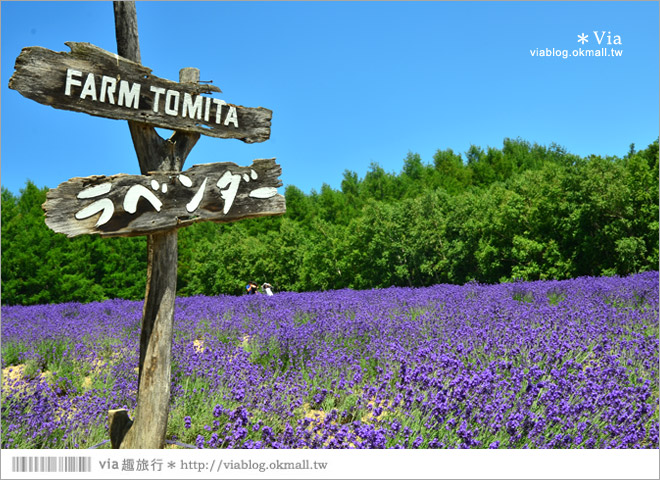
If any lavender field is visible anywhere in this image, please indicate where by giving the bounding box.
[1,272,658,449]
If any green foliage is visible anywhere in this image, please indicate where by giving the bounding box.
[1,182,146,305]
[2,138,658,305]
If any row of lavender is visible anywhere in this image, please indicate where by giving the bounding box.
[1,272,658,448]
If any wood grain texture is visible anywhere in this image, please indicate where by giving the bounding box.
[111,2,181,449]
[43,159,285,238]
[112,0,196,175]
[125,65,201,174]
[108,409,134,449]
[113,1,141,64]
[8,42,272,143]
[120,230,178,449]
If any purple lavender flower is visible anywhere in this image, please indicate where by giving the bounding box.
[1,272,657,449]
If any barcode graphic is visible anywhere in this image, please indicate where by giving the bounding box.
[11,456,92,473]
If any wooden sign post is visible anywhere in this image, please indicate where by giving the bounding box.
[43,159,285,238]
[8,1,285,449]
[8,42,271,143]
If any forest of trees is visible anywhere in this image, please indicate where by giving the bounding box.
[2,137,658,305]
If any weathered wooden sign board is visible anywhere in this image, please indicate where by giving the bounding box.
[9,1,284,449]
[8,42,271,143]
[44,158,285,237]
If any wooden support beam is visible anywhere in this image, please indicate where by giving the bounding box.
[110,1,199,449]
[120,230,178,449]
[108,409,133,449]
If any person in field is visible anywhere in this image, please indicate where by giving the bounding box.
[245,281,259,295]
[262,282,274,296]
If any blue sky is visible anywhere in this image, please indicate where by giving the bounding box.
[2,1,658,196]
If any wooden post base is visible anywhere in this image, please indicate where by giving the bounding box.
[108,409,133,449]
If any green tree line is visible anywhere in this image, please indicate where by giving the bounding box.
[2,138,658,305]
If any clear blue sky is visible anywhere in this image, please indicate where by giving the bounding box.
[2,1,658,196]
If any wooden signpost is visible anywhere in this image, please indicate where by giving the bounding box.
[8,1,285,449]
[9,42,271,143]
[44,159,285,238]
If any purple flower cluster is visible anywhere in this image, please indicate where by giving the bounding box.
[2,272,658,449]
